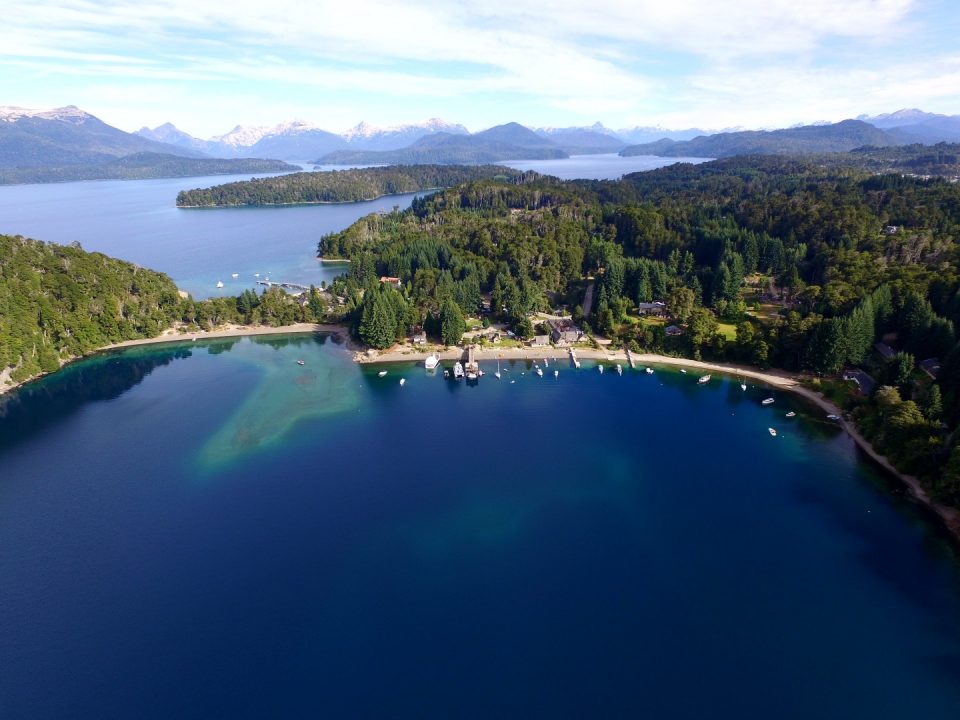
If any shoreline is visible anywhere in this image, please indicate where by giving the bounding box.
[4,326,958,545]
[176,186,440,210]
[0,323,350,400]
[358,342,960,544]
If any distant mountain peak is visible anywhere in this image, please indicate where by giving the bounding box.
[0,104,94,124]
[341,118,468,141]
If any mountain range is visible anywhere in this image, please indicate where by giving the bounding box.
[3,104,960,183]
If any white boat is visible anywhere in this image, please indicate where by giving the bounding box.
[680,369,687,374]
[231,273,239,278]
[254,273,260,277]
[424,353,440,371]
[769,427,777,437]
[598,365,604,374]
[535,366,543,377]
[786,411,796,418]
[645,367,654,375]
[762,398,775,405]
[216,280,224,288]
[698,374,711,384]
[453,362,464,379]
[554,370,559,378]
[378,370,387,377]
[827,414,841,421]
[544,358,549,368]
[494,360,501,380]
[740,381,747,391]
[616,364,623,376]
[296,360,305,366]
[399,378,405,386]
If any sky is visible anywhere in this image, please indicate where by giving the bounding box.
[1,0,959,137]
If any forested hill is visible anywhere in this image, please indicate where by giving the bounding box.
[176,165,524,207]
[620,120,896,158]
[0,153,297,185]
[319,156,960,504]
[0,235,184,382]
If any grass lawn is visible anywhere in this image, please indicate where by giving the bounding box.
[717,322,737,341]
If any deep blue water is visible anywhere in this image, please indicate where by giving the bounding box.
[1,336,959,719]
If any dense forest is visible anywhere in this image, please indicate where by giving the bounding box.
[176,165,522,207]
[318,155,960,505]
[0,235,321,385]
[0,153,296,185]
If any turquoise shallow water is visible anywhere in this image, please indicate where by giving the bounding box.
[1,335,959,719]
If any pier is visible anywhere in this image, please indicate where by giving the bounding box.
[256,279,311,292]
[626,348,636,370]
[569,348,580,369]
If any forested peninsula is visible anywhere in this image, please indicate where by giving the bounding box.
[175,165,522,207]
[319,155,960,507]
[0,153,297,185]
[0,235,323,387]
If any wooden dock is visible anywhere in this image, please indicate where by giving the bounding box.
[626,348,637,370]
[256,280,311,292]
[569,348,580,369]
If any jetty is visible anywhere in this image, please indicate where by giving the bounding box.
[257,279,311,292]
[569,347,581,369]
[626,348,636,370]
[464,345,479,377]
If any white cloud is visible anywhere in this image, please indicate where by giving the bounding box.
[0,0,954,133]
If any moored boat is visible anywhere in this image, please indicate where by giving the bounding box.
[296,360,305,366]
[378,370,387,377]
[216,280,224,288]
[769,427,777,437]
[646,367,654,375]
[698,374,711,384]
[762,398,775,405]
[786,411,796,418]
[399,378,405,386]
[424,353,440,371]
[453,362,464,379]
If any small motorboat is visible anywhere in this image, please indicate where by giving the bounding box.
[296,360,305,366]
[762,398,775,405]
[378,370,388,377]
[598,365,604,374]
[646,367,654,375]
[827,414,841,421]
[453,362,464,379]
[399,378,405,386]
[544,358,549,368]
[535,366,544,377]
[216,280,224,288]
[740,381,747,391]
[698,374,711,384]
[785,411,796,418]
[769,428,777,437]
[554,370,559,378]
[424,353,440,371]
[616,364,623,376]
[680,369,687,374]
[232,273,239,278]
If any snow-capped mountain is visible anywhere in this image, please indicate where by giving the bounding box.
[340,118,469,151]
[616,125,710,144]
[859,108,960,143]
[0,104,95,124]
[0,106,205,168]
[136,117,469,159]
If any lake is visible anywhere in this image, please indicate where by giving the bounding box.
[0,154,704,298]
[1,335,959,719]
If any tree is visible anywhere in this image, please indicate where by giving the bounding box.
[358,291,394,349]
[668,286,695,324]
[440,299,466,346]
